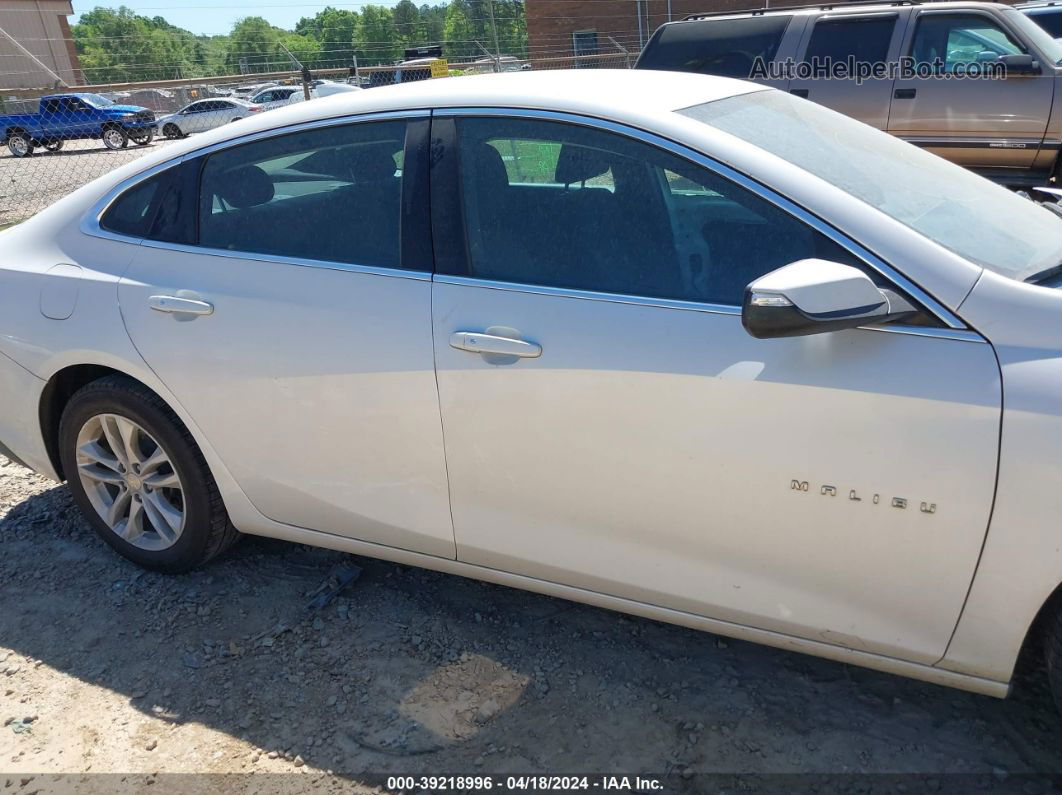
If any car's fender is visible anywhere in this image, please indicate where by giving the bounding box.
[940,268,1062,681]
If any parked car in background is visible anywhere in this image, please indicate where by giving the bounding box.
[636,1,1062,187]
[2,71,1062,715]
[233,81,277,99]
[249,85,305,112]
[0,93,156,158]
[311,82,363,99]
[1020,1,1062,39]
[156,98,260,139]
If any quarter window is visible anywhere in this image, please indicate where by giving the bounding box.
[197,120,406,267]
[100,173,163,237]
[637,16,793,78]
[454,117,869,307]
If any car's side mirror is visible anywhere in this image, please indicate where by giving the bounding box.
[742,259,912,339]
[999,54,1040,75]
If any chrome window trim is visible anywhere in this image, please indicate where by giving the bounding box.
[434,106,968,331]
[433,275,984,343]
[140,239,431,282]
[80,109,429,267]
[433,274,743,316]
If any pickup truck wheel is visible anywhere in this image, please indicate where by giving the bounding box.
[43,139,63,152]
[129,127,154,146]
[101,126,128,151]
[58,375,240,573]
[1048,599,1062,714]
[6,131,33,158]
[162,123,183,139]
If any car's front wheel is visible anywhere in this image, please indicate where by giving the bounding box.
[101,126,128,151]
[59,376,239,572]
[129,126,154,146]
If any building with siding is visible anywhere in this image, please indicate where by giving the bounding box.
[524,0,750,66]
[0,0,83,90]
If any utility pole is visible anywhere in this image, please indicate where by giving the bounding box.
[485,0,502,72]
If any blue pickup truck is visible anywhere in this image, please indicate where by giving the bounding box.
[1,93,156,158]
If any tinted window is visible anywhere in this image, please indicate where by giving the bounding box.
[637,16,792,78]
[197,121,406,267]
[454,117,866,306]
[805,16,896,63]
[912,13,1024,71]
[100,174,162,237]
[1025,8,1062,38]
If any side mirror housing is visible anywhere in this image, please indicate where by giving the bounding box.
[999,54,1040,75]
[742,259,908,339]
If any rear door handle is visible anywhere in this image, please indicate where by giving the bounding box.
[450,331,542,358]
[894,88,917,99]
[149,295,214,316]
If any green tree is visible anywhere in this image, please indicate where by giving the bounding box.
[226,16,277,73]
[355,5,399,65]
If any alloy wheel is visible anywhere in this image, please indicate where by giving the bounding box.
[75,413,186,551]
[8,135,28,157]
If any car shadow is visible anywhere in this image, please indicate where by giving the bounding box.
[1,475,1061,787]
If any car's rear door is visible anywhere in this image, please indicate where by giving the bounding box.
[788,10,909,129]
[117,113,455,557]
[429,110,1001,664]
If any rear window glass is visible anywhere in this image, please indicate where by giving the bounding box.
[637,16,793,78]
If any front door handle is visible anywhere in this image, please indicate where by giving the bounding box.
[148,295,214,316]
[894,88,917,99]
[450,331,542,358]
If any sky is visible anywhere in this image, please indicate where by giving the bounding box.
[71,0,406,36]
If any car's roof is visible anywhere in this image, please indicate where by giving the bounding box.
[676,0,1006,20]
[1016,1,1061,8]
[73,71,767,200]
[244,70,759,130]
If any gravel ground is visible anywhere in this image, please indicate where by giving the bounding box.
[1,454,1061,794]
[0,138,182,225]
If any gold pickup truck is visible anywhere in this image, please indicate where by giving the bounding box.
[637,0,1062,187]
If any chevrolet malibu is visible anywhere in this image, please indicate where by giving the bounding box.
[1,71,1061,712]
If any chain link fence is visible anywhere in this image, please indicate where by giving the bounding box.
[0,48,634,227]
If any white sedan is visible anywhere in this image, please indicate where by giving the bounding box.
[156,97,259,138]
[2,71,1061,712]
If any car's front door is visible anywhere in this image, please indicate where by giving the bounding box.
[118,114,455,557]
[430,112,1001,664]
[888,10,1054,170]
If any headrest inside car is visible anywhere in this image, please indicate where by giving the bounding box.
[217,165,275,208]
[555,144,611,186]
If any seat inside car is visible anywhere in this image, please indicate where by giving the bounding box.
[199,140,403,267]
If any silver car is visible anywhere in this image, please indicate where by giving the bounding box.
[156,98,259,139]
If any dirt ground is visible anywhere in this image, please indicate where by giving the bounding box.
[0,137,182,225]
[1,454,1061,794]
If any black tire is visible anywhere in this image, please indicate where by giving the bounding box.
[58,375,239,573]
[162,123,183,139]
[1047,600,1062,714]
[101,125,128,151]
[130,126,155,146]
[6,130,33,158]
